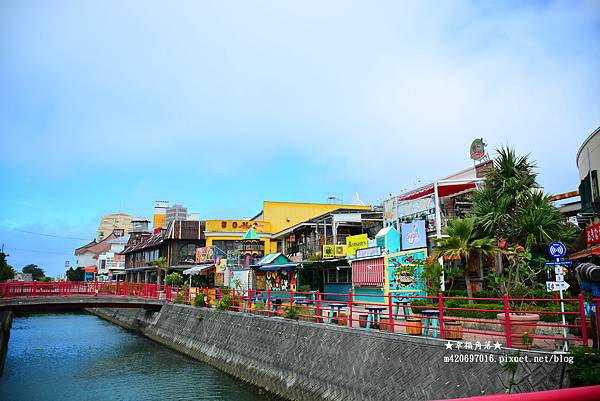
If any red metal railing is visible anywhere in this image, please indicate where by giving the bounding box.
[1,282,596,350]
[435,385,600,401]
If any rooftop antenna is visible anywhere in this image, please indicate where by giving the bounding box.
[352,192,365,206]
[327,193,343,205]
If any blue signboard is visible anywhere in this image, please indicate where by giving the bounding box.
[401,220,427,250]
[548,242,567,258]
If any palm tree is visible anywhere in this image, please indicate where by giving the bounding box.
[432,217,496,302]
[152,257,169,289]
[472,146,578,254]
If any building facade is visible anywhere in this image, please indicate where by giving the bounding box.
[166,204,188,226]
[97,213,135,241]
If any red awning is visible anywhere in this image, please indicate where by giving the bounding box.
[569,245,600,260]
[398,183,476,201]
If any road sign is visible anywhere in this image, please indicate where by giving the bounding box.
[555,266,564,275]
[546,281,570,292]
[548,242,567,258]
[544,260,572,266]
[555,273,564,282]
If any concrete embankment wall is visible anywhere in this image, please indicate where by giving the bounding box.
[0,311,13,375]
[89,304,568,401]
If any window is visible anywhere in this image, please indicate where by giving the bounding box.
[327,269,337,283]
[325,267,351,284]
[179,243,198,265]
[338,268,350,283]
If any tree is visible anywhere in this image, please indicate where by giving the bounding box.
[431,217,496,302]
[153,257,169,289]
[472,147,578,253]
[165,272,184,286]
[0,252,15,282]
[66,266,84,281]
[22,264,45,281]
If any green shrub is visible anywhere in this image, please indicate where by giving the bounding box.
[174,290,186,304]
[283,305,299,320]
[193,294,207,307]
[216,295,232,311]
[568,347,600,387]
[253,300,266,312]
[299,284,312,293]
[165,272,184,286]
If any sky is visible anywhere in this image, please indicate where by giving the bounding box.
[1,0,599,276]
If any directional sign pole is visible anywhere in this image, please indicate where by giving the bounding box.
[556,257,568,352]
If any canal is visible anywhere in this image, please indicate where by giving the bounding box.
[0,311,281,401]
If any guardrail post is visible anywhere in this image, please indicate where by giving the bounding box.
[315,290,321,323]
[267,287,271,317]
[579,293,588,349]
[348,290,353,328]
[503,294,512,348]
[438,292,445,340]
[387,292,394,333]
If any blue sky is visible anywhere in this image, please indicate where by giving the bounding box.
[1,1,599,276]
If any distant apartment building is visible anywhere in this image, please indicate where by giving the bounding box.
[97,213,133,241]
[166,204,188,225]
[153,201,169,230]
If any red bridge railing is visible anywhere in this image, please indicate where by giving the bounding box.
[2,282,596,350]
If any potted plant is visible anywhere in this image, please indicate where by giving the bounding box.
[490,245,543,349]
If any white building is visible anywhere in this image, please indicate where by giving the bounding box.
[97,236,129,281]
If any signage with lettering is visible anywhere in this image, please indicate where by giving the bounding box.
[401,220,427,250]
[586,223,600,245]
[196,246,216,263]
[356,246,382,258]
[346,234,369,256]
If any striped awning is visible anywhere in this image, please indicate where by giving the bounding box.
[351,257,385,286]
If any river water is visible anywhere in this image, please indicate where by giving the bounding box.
[0,312,280,401]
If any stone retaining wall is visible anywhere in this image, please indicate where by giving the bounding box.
[88,304,569,401]
[0,311,13,375]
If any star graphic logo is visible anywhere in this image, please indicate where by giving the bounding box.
[445,341,453,350]
[493,341,502,350]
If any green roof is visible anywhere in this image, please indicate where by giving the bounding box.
[241,228,260,240]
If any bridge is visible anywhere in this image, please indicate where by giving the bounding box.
[0,282,165,311]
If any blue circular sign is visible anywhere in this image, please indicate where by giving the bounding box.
[548,242,567,258]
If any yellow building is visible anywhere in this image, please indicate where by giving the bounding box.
[204,201,371,254]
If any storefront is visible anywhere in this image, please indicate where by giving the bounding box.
[349,248,427,304]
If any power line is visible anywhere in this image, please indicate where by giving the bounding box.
[0,226,92,241]
[4,247,73,256]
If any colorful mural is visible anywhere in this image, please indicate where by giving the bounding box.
[386,249,427,302]
[264,269,297,292]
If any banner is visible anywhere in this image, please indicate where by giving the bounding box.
[346,234,369,256]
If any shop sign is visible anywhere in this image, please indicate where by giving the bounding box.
[401,220,427,250]
[196,246,216,263]
[586,223,600,245]
[346,234,369,256]
[470,138,487,161]
[323,245,335,259]
[334,245,347,258]
[386,250,427,302]
[356,246,381,258]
